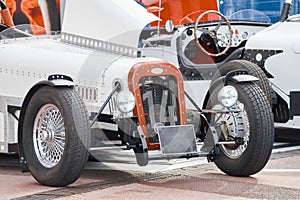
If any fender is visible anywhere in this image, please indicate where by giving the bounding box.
[228,74,259,84]
[18,74,74,172]
[211,69,259,91]
[203,70,259,109]
[47,74,75,86]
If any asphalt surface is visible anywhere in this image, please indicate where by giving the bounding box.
[0,129,299,200]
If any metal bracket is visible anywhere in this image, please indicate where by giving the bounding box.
[134,126,149,166]
[137,126,148,152]
[90,82,121,127]
[201,126,219,152]
[233,109,248,138]
[184,91,202,112]
[8,106,20,121]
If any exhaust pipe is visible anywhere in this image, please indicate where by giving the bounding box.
[280,0,293,22]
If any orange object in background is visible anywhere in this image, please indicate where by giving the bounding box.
[21,0,60,34]
[0,8,14,26]
[3,0,60,34]
[1,0,15,26]
[4,0,16,17]
[140,0,219,26]
[21,0,45,34]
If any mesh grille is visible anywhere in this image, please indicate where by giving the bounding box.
[139,76,179,143]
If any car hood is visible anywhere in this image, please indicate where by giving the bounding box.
[245,21,299,51]
[62,0,159,48]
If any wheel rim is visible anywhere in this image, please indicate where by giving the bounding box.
[213,103,250,159]
[33,104,65,168]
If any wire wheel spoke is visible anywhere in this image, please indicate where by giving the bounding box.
[33,104,66,168]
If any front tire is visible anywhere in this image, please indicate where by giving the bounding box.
[22,86,90,186]
[207,82,274,176]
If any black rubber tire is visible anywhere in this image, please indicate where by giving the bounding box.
[207,82,274,176]
[212,59,272,104]
[22,86,90,186]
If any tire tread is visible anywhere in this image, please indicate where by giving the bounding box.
[214,82,274,176]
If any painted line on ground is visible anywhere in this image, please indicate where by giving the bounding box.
[272,145,300,153]
[261,169,300,173]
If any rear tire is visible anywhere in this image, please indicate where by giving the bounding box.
[22,86,90,186]
[207,82,274,176]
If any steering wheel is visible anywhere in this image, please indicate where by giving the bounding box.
[194,10,233,57]
[180,10,203,25]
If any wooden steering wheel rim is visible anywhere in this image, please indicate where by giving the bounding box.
[193,10,233,57]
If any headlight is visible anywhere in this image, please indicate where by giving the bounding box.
[217,85,238,108]
[116,90,136,113]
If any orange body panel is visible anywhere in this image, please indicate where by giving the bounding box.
[140,0,219,26]
[128,62,187,151]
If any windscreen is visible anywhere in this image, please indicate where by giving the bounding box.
[0,24,47,39]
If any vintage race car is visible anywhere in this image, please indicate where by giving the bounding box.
[0,0,274,186]
[138,2,273,106]
[240,0,300,130]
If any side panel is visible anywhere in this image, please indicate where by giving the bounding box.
[0,97,8,152]
[0,96,21,153]
[290,91,300,116]
[0,39,86,98]
[0,110,5,151]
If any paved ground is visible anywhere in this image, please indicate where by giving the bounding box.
[0,130,300,200]
[0,149,300,200]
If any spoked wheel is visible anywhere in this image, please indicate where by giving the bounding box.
[33,104,66,168]
[194,10,233,57]
[22,86,90,186]
[206,82,274,176]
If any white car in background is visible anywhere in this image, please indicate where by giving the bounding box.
[242,0,300,130]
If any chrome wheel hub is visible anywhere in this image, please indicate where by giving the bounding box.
[213,103,250,159]
[33,104,65,168]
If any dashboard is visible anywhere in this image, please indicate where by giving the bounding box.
[180,21,270,48]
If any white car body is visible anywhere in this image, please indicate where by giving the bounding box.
[245,13,300,129]
[0,0,160,151]
[0,0,274,186]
